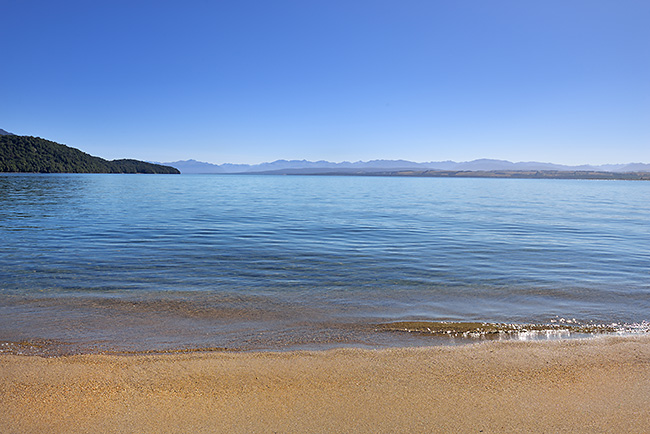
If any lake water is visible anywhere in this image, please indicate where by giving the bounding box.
[1,174,649,354]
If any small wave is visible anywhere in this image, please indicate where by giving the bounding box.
[375,320,650,339]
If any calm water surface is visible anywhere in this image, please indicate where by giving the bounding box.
[1,174,649,353]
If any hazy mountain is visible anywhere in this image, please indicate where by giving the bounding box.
[162,159,458,173]
[160,159,227,173]
[0,129,15,136]
[162,158,649,174]
[448,159,616,172]
[619,163,650,172]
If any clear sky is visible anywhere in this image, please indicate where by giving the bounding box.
[2,0,649,165]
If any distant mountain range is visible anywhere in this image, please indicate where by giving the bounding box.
[4,126,647,175]
[162,158,650,174]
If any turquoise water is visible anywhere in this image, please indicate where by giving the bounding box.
[1,174,649,353]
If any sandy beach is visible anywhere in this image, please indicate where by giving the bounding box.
[2,335,649,433]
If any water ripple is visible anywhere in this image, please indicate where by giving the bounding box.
[1,174,649,352]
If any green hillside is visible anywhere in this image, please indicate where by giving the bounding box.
[0,135,180,174]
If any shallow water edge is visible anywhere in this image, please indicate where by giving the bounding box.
[3,320,648,357]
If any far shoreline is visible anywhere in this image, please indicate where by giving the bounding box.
[4,169,650,180]
[235,168,650,180]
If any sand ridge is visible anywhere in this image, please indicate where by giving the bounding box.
[1,335,649,433]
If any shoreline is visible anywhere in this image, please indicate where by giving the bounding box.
[3,317,648,357]
[2,335,649,433]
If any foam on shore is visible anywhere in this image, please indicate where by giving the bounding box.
[376,319,650,338]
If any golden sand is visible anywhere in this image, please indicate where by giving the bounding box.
[2,335,649,433]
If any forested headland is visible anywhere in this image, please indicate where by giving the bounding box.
[0,135,180,174]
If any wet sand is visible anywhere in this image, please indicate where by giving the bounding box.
[2,335,649,433]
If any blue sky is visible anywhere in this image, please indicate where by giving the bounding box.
[2,1,648,164]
